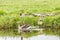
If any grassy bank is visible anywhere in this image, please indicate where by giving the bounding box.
[0,0,60,37]
[0,0,60,13]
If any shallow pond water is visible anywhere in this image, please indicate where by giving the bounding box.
[0,28,60,40]
[0,34,60,40]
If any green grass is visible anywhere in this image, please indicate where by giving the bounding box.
[0,0,60,13]
[0,0,60,37]
[0,0,60,29]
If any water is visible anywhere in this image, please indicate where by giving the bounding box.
[0,34,60,40]
[0,28,60,40]
[27,35,60,40]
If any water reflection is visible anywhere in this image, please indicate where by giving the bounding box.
[0,28,60,40]
[0,34,60,40]
[28,35,60,40]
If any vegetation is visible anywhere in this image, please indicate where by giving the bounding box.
[0,0,60,13]
[0,0,60,37]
